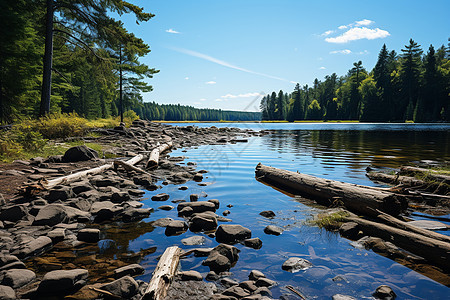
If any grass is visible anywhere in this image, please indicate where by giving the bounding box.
[310,210,350,231]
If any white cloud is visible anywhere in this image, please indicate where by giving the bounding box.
[220,92,263,100]
[319,67,326,70]
[290,81,297,84]
[185,77,189,80]
[325,27,390,43]
[358,50,370,55]
[330,49,352,54]
[206,81,216,85]
[338,25,348,30]
[355,19,374,26]
[199,98,207,102]
[166,28,180,34]
[321,30,334,37]
[214,99,222,102]
[169,47,292,82]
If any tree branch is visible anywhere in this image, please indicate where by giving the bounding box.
[53,29,108,61]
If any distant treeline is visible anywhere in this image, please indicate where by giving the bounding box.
[134,102,261,121]
[261,39,450,122]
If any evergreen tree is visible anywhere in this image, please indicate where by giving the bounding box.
[373,44,392,121]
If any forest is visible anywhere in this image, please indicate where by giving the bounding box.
[261,40,450,122]
[0,0,259,124]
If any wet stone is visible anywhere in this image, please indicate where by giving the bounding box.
[249,270,265,281]
[255,277,276,287]
[37,269,89,296]
[0,285,15,300]
[77,229,100,243]
[332,294,357,300]
[165,220,188,236]
[222,210,231,216]
[181,236,206,246]
[114,264,144,279]
[178,186,189,190]
[222,286,250,298]
[0,269,36,289]
[281,257,313,273]
[373,285,397,300]
[190,194,200,202]
[178,270,203,281]
[220,277,239,288]
[259,211,276,218]
[264,225,283,236]
[208,199,220,209]
[101,276,138,299]
[158,205,174,211]
[216,224,251,244]
[152,193,170,201]
[243,238,262,249]
[153,218,173,227]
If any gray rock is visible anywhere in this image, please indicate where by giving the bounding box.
[0,269,35,288]
[253,286,272,297]
[211,295,238,300]
[152,218,173,227]
[38,269,88,296]
[128,189,145,197]
[206,271,219,281]
[165,220,188,236]
[70,181,94,195]
[264,225,283,236]
[190,214,218,232]
[158,205,174,211]
[47,186,74,202]
[193,173,204,181]
[249,270,265,281]
[339,222,360,240]
[259,211,276,218]
[220,277,239,287]
[0,205,27,222]
[101,276,138,299]
[90,201,123,222]
[63,145,99,162]
[373,285,397,299]
[190,194,200,202]
[178,206,194,217]
[0,256,24,272]
[114,264,144,279]
[243,238,263,249]
[216,224,251,244]
[177,201,216,214]
[242,295,263,300]
[47,228,66,243]
[203,244,239,273]
[120,207,151,222]
[239,280,258,293]
[332,295,357,300]
[178,270,203,281]
[33,204,68,226]
[222,286,250,298]
[407,220,448,230]
[152,193,170,201]
[222,210,231,216]
[208,199,220,209]
[281,257,312,273]
[0,285,15,300]
[255,277,276,287]
[77,229,100,243]
[11,236,52,259]
[111,192,131,203]
[181,236,206,245]
[94,178,120,188]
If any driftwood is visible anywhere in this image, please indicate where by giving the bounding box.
[366,172,426,187]
[375,210,450,244]
[113,160,152,176]
[255,163,408,217]
[142,246,182,300]
[43,154,144,190]
[146,141,173,169]
[400,166,450,184]
[347,216,450,271]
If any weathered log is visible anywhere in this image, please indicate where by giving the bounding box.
[375,210,450,244]
[255,163,408,217]
[366,172,426,187]
[113,160,152,176]
[146,141,173,169]
[347,216,450,271]
[142,246,182,300]
[44,154,144,189]
[400,166,450,185]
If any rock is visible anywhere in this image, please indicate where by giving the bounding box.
[0,205,27,222]
[203,244,239,273]
[249,270,265,281]
[208,199,220,209]
[90,201,123,222]
[63,145,99,162]
[152,193,170,201]
[152,218,173,227]
[253,287,272,297]
[264,225,283,236]
[281,257,313,273]
[77,229,100,243]
[179,186,188,190]
[332,295,357,300]
[206,271,219,281]
[0,256,24,272]
[0,269,36,288]
[193,173,204,181]
[259,211,276,218]
[46,155,63,163]
[0,285,15,300]
[165,220,188,236]
[47,228,66,243]
[190,194,200,202]
[128,189,145,197]
[243,238,263,249]
[33,204,68,226]
[241,294,263,300]
[114,264,144,279]
[181,236,206,246]
[407,220,449,230]
[11,236,52,259]
[220,277,239,287]
[178,206,194,217]
[222,286,250,298]
[239,281,258,293]
[158,205,174,211]
[94,178,120,188]
[211,295,238,300]
[339,222,360,240]
[47,186,74,202]
[177,201,216,214]
[37,269,88,296]
[101,276,138,299]
[190,214,218,232]
[178,271,203,281]
[254,277,276,287]
[373,285,397,299]
[222,210,231,216]
[120,207,151,222]
[216,224,251,244]
[70,181,94,195]
[111,192,131,203]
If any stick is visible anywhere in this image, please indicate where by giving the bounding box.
[142,246,182,300]
[286,285,307,299]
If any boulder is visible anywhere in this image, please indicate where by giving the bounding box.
[0,269,36,288]
[101,276,138,299]
[181,236,206,246]
[215,224,251,244]
[151,193,169,201]
[339,222,361,240]
[259,211,275,218]
[0,285,15,300]
[373,285,397,300]
[158,205,174,211]
[63,145,98,162]
[33,204,68,226]
[281,257,312,273]
[243,238,262,249]
[222,286,250,298]
[239,281,258,293]
[220,277,239,288]
[254,277,276,287]
[11,236,52,259]
[152,218,173,227]
[165,220,188,236]
[208,199,220,209]
[190,194,199,202]
[178,206,194,217]
[177,201,216,214]
[253,287,272,297]
[190,214,218,232]
[203,244,239,273]
[37,269,88,296]
[0,256,24,272]
[249,270,265,281]
[120,208,151,222]
[114,264,144,279]
[90,201,123,222]
[47,228,66,243]
[47,186,74,202]
[263,225,283,236]
[77,229,100,243]
[0,205,27,222]
[178,271,203,281]
[111,192,131,203]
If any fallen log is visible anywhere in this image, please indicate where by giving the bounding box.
[255,163,408,217]
[113,160,152,176]
[142,246,182,300]
[366,172,426,187]
[146,141,173,169]
[375,210,450,244]
[43,154,144,190]
[400,166,450,185]
[346,216,450,271]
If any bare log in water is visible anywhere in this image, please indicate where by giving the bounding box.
[366,172,427,187]
[255,163,408,216]
[142,246,182,300]
[400,166,450,185]
[146,141,173,169]
[347,216,450,271]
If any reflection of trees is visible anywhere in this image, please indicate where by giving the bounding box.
[262,129,449,168]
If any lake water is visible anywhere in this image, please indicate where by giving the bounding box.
[132,123,450,299]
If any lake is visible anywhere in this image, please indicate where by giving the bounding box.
[132,123,449,299]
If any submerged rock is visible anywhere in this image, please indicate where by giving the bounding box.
[216,224,251,244]
[114,264,144,279]
[259,211,276,218]
[203,244,239,273]
[101,276,139,299]
[281,257,312,273]
[263,225,283,236]
[373,285,397,300]
[37,269,89,296]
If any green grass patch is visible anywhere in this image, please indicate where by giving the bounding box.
[310,210,350,231]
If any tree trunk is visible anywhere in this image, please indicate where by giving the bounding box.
[40,0,54,116]
[347,216,450,271]
[119,45,123,123]
[366,171,426,187]
[255,163,408,217]
[142,246,181,300]
[146,142,173,169]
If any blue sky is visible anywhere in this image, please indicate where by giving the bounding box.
[119,0,449,112]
